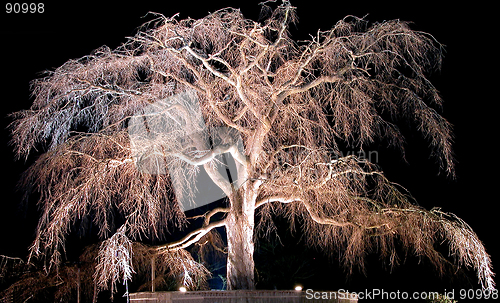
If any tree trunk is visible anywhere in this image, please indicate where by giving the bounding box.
[225,188,256,290]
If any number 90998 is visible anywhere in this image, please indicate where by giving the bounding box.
[6,3,44,13]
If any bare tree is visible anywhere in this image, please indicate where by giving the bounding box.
[9,0,494,293]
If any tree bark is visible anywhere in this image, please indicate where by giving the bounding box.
[225,187,256,290]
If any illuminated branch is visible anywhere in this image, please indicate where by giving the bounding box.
[203,163,233,198]
[156,220,227,251]
[187,207,230,224]
[256,196,385,228]
[170,144,233,166]
[279,75,343,100]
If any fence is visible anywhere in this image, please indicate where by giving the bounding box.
[129,290,358,303]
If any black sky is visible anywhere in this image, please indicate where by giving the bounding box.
[0,0,497,299]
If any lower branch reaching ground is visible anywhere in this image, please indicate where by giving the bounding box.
[256,196,495,291]
[94,222,220,296]
[132,243,211,291]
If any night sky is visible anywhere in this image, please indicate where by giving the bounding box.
[0,0,497,301]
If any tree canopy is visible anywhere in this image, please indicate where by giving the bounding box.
[9,0,494,294]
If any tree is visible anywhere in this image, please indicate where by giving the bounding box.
[9,0,495,293]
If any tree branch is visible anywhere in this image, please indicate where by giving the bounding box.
[159,46,249,134]
[203,162,233,198]
[281,75,342,98]
[310,163,383,190]
[170,144,232,166]
[255,196,352,227]
[170,141,248,168]
[156,220,226,251]
[187,207,230,225]
[183,45,236,85]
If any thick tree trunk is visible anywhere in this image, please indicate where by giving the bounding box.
[225,188,256,290]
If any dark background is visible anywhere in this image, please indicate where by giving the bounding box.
[0,0,497,301]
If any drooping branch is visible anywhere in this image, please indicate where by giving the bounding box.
[94,226,134,295]
[255,164,495,290]
[256,196,352,227]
